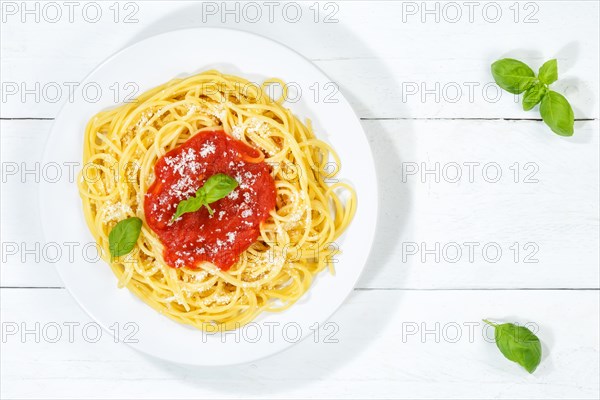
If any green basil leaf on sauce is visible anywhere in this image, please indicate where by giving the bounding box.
[108,217,143,259]
[171,194,204,222]
[203,173,239,204]
[171,173,238,221]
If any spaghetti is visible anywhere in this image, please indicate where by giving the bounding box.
[78,70,356,330]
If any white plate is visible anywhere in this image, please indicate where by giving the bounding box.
[40,28,377,365]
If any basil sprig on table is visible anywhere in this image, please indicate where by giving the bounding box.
[491,58,574,136]
[108,217,143,260]
[171,173,238,222]
[483,319,542,374]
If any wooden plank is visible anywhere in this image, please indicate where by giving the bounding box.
[1,1,598,119]
[1,288,598,399]
[2,118,598,289]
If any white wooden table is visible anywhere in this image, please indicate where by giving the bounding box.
[1,1,599,398]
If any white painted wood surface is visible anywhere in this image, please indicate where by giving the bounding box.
[1,1,598,399]
[2,288,599,399]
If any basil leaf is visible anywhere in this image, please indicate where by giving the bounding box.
[491,58,536,94]
[490,55,574,136]
[171,194,204,222]
[171,173,238,221]
[203,173,239,204]
[522,83,547,111]
[484,320,542,373]
[538,59,558,85]
[108,217,143,259]
[540,90,574,136]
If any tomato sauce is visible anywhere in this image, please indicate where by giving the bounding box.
[144,130,276,270]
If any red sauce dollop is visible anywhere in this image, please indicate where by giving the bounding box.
[144,130,276,270]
